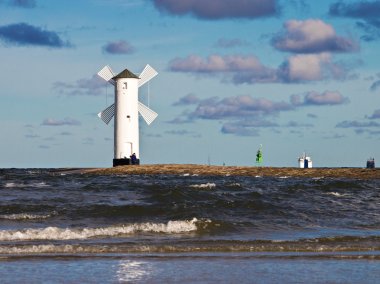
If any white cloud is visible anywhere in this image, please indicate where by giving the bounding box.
[272,19,358,53]
[170,54,265,73]
[187,95,294,120]
[291,90,349,106]
[170,53,351,84]
[102,40,135,54]
[280,53,332,82]
[41,117,81,126]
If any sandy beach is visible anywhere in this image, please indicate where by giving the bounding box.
[80,164,380,179]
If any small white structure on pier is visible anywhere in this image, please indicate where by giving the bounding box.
[298,153,312,168]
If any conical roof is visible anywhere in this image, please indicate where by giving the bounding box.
[112,68,139,80]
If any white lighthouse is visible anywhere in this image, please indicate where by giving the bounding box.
[97,65,158,166]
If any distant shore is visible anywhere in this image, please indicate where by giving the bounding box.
[75,164,380,179]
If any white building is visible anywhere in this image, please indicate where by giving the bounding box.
[298,153,313,168]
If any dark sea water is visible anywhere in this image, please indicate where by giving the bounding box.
[0,169,379,283]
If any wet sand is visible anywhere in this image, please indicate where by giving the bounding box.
[79,164,380,179]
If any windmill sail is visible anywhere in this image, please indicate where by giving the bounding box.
[138,64,158,88]
[98,65,116,86]
[98,103,115,125]
[138,102,158,125]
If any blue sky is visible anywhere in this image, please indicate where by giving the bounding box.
[1,0,380,168]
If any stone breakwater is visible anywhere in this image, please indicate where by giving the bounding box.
[79,164,380,179]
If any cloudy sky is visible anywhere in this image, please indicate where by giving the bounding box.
[1,0,380,167]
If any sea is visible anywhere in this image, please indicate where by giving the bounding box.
[0,168,379,283]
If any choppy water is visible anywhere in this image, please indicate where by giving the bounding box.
[0,168,379,283]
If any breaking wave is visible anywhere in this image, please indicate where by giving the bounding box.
[0,219,199,241]
[0,236,379,255]
[0,213,56,220]
[189,182,216,189]
[327,192,350,197]
[4,182,49,188]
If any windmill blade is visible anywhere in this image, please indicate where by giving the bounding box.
[98,103,115,125]
[138,101,158,125]
[97,65,115,86]
[138,64,158,88]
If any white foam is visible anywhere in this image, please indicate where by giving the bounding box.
[32,182,48,187]
[0,244,76,254]
[189,183,216,189]
[228,183,241,187]
[4,182,48,188]
[0,244,110,254]
[328,192,347,197]
[0,218,198,241]
[0,213,55,220]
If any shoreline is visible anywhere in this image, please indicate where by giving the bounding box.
[77,164,380,179]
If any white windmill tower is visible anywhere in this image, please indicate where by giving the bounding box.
[97,64,158,166]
